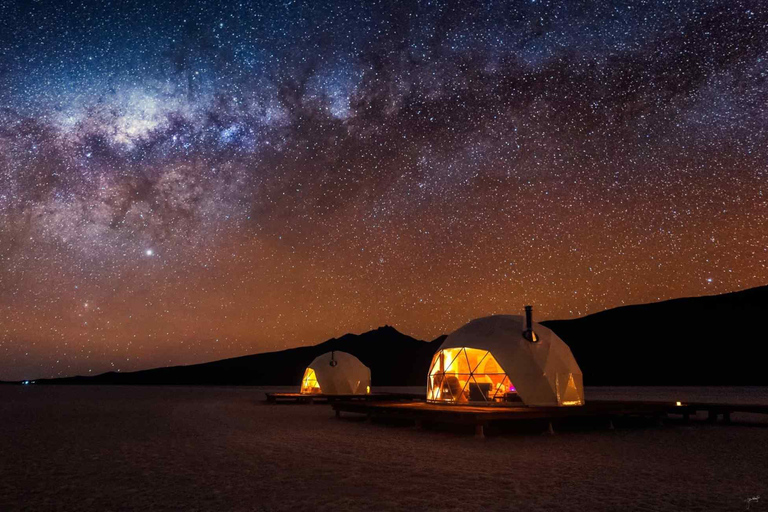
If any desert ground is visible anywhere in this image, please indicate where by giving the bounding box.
[1,386,767,511]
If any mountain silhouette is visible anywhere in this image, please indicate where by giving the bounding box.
[29,325,446,387]
[16,285,768,387]
[542,285,768,385]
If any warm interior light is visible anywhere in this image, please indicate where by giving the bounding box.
[366,385,370,394]
[300,367,322,394]
[556,373,584,407]
[676,401,682,406]
[426,347,516,404]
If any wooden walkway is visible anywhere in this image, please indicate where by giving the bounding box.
[331,400,768,437]
[667,402,768,423]
[265,392,423,404]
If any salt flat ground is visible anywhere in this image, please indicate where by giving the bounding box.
[1,386,767,512]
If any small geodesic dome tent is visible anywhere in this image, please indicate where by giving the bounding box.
[427,313,583,407]
[300,351,371,395]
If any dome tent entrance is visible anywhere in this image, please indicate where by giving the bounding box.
[427,314,583,407]
[299,351,371,395]
[300,368,321,394]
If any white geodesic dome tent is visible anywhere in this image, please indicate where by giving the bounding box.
[300,351,371,395]
[427,314,583,407]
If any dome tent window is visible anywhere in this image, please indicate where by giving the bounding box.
[427,348,519,404]
[300,367,322,394]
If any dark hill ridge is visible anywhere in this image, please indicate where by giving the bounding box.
[32,326,446,387]
[23,284,768,387]
[542,285,768,386]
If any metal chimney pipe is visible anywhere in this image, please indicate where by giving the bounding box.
[523,305,537,342]
[525,305,533,332]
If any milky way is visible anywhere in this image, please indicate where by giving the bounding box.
[1,0,767,380]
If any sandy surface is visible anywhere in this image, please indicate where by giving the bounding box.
[1,386,767,511]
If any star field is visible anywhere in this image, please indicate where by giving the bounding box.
[1,0,767,380]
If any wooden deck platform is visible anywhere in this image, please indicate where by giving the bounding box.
[264,392,423,404]
[331,400,768,437]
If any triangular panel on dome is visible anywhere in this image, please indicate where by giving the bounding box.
[300,367,321,394]
[557,373,584,406]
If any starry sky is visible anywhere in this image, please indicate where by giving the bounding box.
[1,0,767,380]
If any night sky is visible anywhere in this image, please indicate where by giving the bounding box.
[1,0,767,380]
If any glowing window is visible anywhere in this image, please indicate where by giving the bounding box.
[556,373,584,406]
[300,367,322,394]
[427,348,518,404]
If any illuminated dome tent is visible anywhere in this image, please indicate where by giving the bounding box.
[427,308,584,407]
[300,351,371,395]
